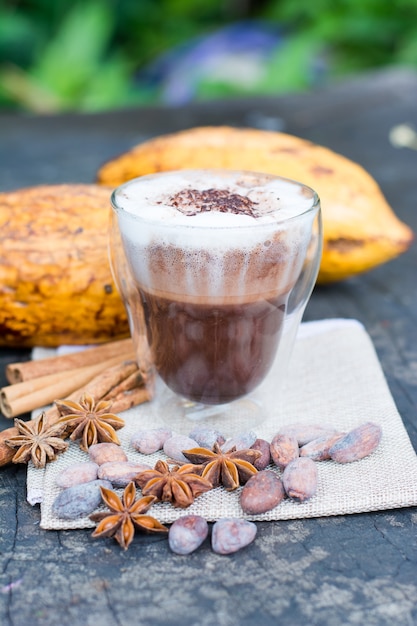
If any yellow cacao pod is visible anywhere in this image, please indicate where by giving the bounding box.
[0,184,129,347]
[96,126,414,283]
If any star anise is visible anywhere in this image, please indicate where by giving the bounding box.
[90,481,168,550]
[135,460,213,508]
[55,393,125,451]
[182,442,262,491]
[5,412,68,469]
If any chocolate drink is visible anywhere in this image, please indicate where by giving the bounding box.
[138,289,287,404]
[113,170,318,405]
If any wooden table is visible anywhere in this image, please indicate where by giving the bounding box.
[1,68,417,626]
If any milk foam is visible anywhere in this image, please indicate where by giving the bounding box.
[112,170,319,300]
[115,170,314,225]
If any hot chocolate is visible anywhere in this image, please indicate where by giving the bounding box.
[138,289,287,404]
[112,170,318,404]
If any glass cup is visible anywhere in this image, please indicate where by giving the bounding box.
[109,169,322,431]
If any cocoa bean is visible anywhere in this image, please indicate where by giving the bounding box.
[163,435,200,463]
[52,479,112,519]
[270,433,299,470]
[97,461,152,487]
[188,426,225,449]
[329,422,382,463]
[221,431,257,453]
[168,515,209,555]
[88,442,127,465]
[279,422,338,446]
[211,518,257,554]
[282,457,318,502]
[251,438,271,470]
[299,432,345,461]
[240,470,285,514]
[55,462,99,489]
[130,428,172,454]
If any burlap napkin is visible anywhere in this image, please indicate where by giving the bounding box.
[26,319,417,529]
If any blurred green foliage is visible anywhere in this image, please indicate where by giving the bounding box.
[1,0,417,112]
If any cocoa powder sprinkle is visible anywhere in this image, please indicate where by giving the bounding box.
[167,188,260,217]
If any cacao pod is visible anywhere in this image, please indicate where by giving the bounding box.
[0,184,129,347]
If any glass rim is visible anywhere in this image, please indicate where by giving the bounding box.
[110,169,321,230]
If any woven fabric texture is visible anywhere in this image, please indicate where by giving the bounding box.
[26,319,417,530]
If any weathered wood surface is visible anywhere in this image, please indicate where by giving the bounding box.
[1,68,417,626]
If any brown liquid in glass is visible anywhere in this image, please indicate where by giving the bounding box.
[139,288,287,405]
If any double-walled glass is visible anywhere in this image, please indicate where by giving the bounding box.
[109,169,322,427]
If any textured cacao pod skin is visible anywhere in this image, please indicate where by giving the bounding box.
[0,184,129,347]
[96,126,414,283]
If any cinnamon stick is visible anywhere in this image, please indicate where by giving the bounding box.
[0,427,19,466]
[111,387,152,413]
[102,370,145,401]
[41,358,141,428]
[0,354,134,418]
[6,338,134,383]
[80,359,140,401]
